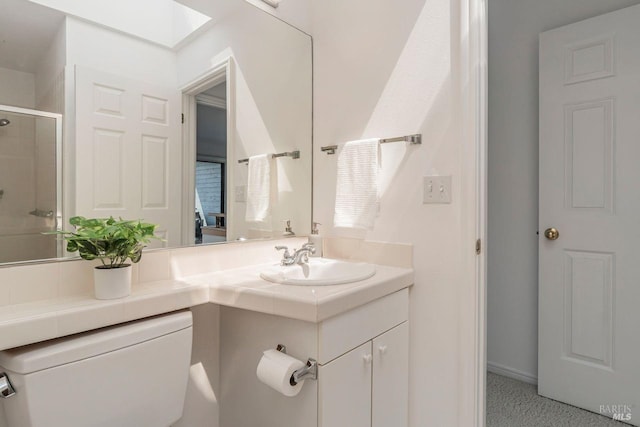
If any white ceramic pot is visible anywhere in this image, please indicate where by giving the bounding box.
[94,264,132,300]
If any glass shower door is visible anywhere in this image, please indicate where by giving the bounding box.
[0,106,62,263]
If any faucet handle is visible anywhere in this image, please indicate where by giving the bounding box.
[275,245,290,257]
[302,242,316,254]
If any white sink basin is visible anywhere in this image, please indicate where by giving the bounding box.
[260,258,376,286]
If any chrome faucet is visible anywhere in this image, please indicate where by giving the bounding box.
[276,243,316,266]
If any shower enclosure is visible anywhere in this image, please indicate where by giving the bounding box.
[0,105,62,263]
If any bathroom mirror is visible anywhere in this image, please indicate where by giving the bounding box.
[0,0,312,264]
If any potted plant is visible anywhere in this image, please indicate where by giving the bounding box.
[56,216,159,300]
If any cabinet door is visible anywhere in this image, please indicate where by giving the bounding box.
[372,322,409,427]
[318,341,372,427]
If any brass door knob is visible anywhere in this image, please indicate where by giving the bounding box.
[544,228,559,240]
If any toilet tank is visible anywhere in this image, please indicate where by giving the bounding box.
[0,310,193,427]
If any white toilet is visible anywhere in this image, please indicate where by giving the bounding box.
[0,310,193,427]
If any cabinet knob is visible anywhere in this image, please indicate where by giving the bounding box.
[378,345,388,355]
[363,354,373,364]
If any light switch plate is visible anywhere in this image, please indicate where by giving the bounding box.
[423,176,452,204]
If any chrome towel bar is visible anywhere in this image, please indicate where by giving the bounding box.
[238,150,300,164]
[320,133,421,155]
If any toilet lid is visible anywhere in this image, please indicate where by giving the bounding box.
[0,310,192,374]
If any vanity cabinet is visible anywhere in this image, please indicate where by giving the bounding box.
[219,288,410,427]
[318,322,409,427]
[372,322,409,427]
[317,288,409,427]
[318,341,372,427]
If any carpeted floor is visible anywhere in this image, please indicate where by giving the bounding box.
[486,372,629,426]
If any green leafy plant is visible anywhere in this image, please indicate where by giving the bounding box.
[55,216,159,269]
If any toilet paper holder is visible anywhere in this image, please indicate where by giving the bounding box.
[0,373,16,398]
[276,344,317,386]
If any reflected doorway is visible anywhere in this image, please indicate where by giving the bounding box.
[194,82,227,244]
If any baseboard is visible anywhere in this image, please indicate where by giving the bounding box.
[487,361,538,385]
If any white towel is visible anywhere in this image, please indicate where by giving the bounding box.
[333,138,380,229]
[245,154,273,223]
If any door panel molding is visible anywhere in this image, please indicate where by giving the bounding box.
[563,97,615,212]
[563,250,614,369]
[564,34,616,85]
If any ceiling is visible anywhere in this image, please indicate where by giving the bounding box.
[0,0,244,74]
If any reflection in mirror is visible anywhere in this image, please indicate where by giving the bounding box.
[0,106,61,263]
[195,81,228,244]
[0,0,312,265]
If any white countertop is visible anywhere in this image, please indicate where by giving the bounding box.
[0,261,413,351]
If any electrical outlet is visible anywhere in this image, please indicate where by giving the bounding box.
[423,176,452,204]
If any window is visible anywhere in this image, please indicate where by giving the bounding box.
[195,161,225,226]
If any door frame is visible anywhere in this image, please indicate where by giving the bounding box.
[460,0,488,425]
[180,57,236,245]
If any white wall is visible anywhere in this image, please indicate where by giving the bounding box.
[487,0,640,382]
[178,1,312,240]
[0,67,35,109]
[65,17,177,88]
[311,0,474,425]
[35,22,66,114]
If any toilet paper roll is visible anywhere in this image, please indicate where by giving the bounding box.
[256,349,306,397]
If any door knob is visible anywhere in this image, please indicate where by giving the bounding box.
[544,228,559,240]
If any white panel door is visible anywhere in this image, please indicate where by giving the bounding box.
[75,66,181,247]
[372,322,408,427]
[539,4,640,424]
[318,341,372,427]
